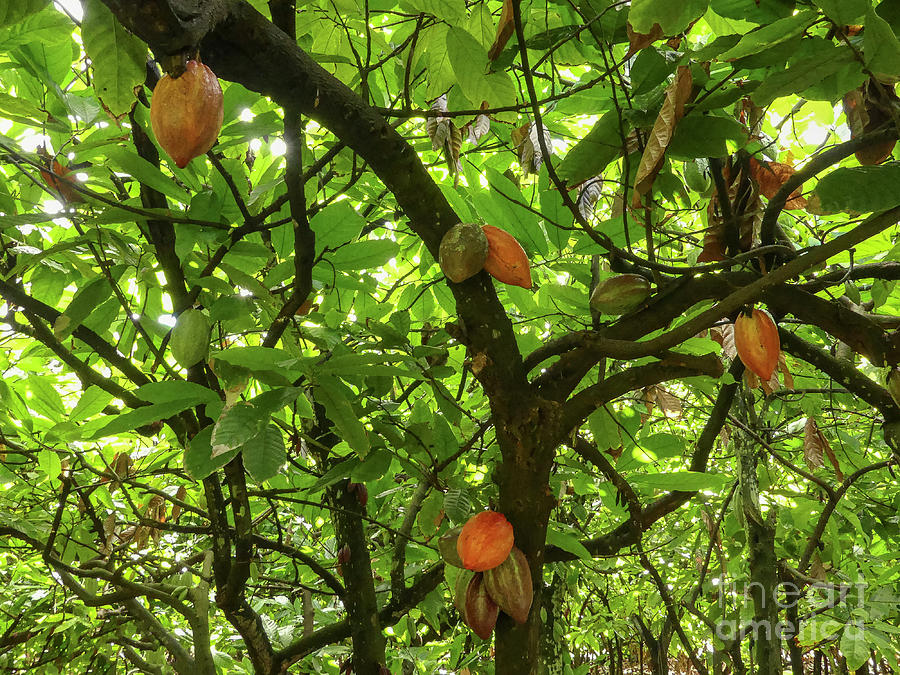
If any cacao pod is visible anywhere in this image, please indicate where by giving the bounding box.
[150,60,224,168]
[439,222,489,283]
[456,510,514,572]
[482,225,532,289]
[589,274,651,315]
[886,368,900,408]
[734,308,780,380]
[464,573,499,640]
[484,546,533,624]
[453,569,475,615]
[170,309,211,368]
[438,526,465,568]
[41,160,84,203]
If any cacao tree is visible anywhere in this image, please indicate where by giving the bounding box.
[0,0,898,674]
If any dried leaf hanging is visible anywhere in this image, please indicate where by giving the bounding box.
[748,157,807,210]
[626,22,663,58]
[803,417,825,471]
[514,121,552,174]
[632,66,694,208]
[467,101,491,144]
[426,94,449,151]
[842,78,899,165]
[576,176,603,220]
[488,0,515,61]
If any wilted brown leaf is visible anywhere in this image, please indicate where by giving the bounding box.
[803,417,826,472]
[626,22,663,57]
[488,0,515,62]
[749,157,807,210]
[632,66,693,208]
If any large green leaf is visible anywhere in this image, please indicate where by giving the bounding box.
[445,27,517,109]
[813,165,900,214]
[81,0,146,117]
[211,402,268,457]
[667,115,746,158]
[315,375,370,457]
[865,6,900,79]
[812,0,867,25]
[88,399,198,439]
[242,423,286,483]
[328,238,399,271]
[719,10,817,61]
[558,110,628,185]
[628,0,708,34]
[0,0,47,29]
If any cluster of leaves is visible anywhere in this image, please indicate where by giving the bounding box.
[0,0,897,673]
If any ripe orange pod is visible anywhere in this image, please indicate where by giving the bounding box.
[150,59,224,168]
[482,225,532,289]
[734,308,780,380]
[456,510,514,572]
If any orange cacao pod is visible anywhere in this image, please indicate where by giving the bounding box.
[456,510,514,572]
[484,546,533,624]
[734,308,780,380]
[150,60,223,168]
[589,274,651,315]
[482,225,532,289]
[464,573,499,640]
[439,222,489,283]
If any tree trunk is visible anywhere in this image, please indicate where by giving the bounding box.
[493,397,560,674]
[735,391,781,675]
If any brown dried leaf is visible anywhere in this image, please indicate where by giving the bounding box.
[426,95,449,151]
[632,66,693,208]
[803,417,825,471]
[626,22,663,58]
[749,157,807,210]
[777,351,794,390]
[576,176,603,220]
[720,323,737,361]
[488,0,515,62]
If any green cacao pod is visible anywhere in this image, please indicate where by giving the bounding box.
[589,274,651,315]
[438,526,465,568]
[171,309,210,368]
[439,222,489,283]
[464,573,499,640]
[484,546,533,624]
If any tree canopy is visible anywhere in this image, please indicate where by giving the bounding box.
[0,0,898,673]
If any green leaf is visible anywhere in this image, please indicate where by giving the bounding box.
[865,6,900,79]
[88,400,198,439]
[250,387,314,418]
[667,115,747,158]
[70,386,114,422]
[81,0,147,117]
[719,10,817,61]
[211,402,268,457]
[134,381,220,407]
[485,168,549,256]
[841,624,870,671]
[97,146,191,204]
[711,0,795,24]
[812,0,867,26]
[752,46,856,106]
[558,111,629,185]
[445,27,517,109]
[403,0,466,24]
[213,347,305,375]
[546,527,591,560]
[327,238,399,271]
[0,0,47,29]
[628,0,709,34]
[813,165,900,214]
[629,471,730,491]
[242,423,286,483]
[311,201,365,255]
[57,276,112,339]
[184,426,240,479]
[443,487,471,523]
[316,375,370,457]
